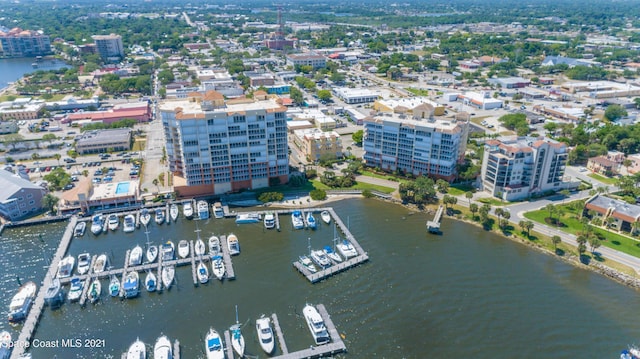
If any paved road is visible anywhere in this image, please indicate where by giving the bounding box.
[141,118,169,194]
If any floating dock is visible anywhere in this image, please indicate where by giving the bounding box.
[218,235,236,280]
[426,205,444,233]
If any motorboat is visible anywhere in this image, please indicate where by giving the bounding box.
[140,209,151,227]
[337,239,358,259]
[87,279,101,304]
[263,212,275,229]
[146,245,158,263]
[109,275,120,297]
[227,234,240,256]
[170,203,179,222]
[178,240,190,259]
[162,265,175,290]
[291,210,304,229]
[321,210,331,224]
[299,255,317,273]
[235,213,261,224]
[183,201,194,219]
[195,239,206,256]
[129,245,144,267]
[145,271,157,292]
[323,245,343,263]
[0,331,12,359]
[126,338,146,359]
[123,214,136,233]
[211,255,225,281]
[208,236,220,256]
[57,255,75,278]
[91,214,104,235]
[107,213,119,231]
[310,249,331,268]
[67,278,83,302]
[306,212,317,229]
[155,208,165,225]
[204,328,224,359]
[74,221,86,237]
[303,304,330,345]
[230,306,245,358]
[161,241,175,261]
[197,261,209,284]
[154,335,172,359]
[197,200,209,220]
[93,253,108,274]
[123,271,140,299]
[43,278,64,309]
[77,252,91,275]
[256,315,275,355]
[213,202,224,219]
[8,281,37,323]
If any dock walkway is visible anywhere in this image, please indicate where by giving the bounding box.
[218,235,236,280]
[427,205,444,233]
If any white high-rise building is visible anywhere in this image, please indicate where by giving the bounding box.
[92,34,124,62]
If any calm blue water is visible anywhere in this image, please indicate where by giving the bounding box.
[0,58,69,91]
[116,182,130,194]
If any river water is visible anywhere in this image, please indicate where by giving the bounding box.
[0,58,70,91]
[1,198,640,358]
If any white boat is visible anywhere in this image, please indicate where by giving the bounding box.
[195,239,206,256]
[146,245,158,263]
[8,281,36,323]
[170,203,179,222]
[197,200,209,220]
[107,213,119,231]
[197,261,209,284]
[256,315,275,355]
[43,278,64,309]
[320,210,331,224]
[57,255,75,278]
[299,255,317,273]
[93,253,108,273]
[126,338,146,359]
[123,214,136,233]
[303,304,330,345]
[183,201,194,219]
[227,234,240,256]
[74,221,86,237]
[68,278,83,302]
[129,245,144,267]
[263,212,275,229]
[211,255,225,280]
[162,265,175,290]
[235,212,261,224]
[310,249,331,268]
[306,212,317,229]
[161,241,175,261]
[87,279,101,304]
[213,202,224,219]
[155,208,165,225]
[109,275,120,297]
[154,335,172,359]
[323,245,343,263]
[337,239,358,259]
[291,210,304,229]
[208,236,220,256]
[77,252,91,275]
[140,209,151,226]
[145,271,157,292]
[0,331,12,359]
[230,306,245,358]
[123,271,139,299]
[178,240,190,259]
[91,214,104,235]
[204,328,224,359]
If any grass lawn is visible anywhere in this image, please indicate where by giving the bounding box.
[360,170,404,183]
[587,173,618,185]
[478,197,510,206]
[132,140,146,151]
[448,183,475,196]
[310,179,395,193]
[406,88,430,96]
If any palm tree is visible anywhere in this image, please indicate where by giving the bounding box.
[53,153,61,166]
[152,178,159,192]
[465,191,473,205]
[551,235,561,253]
[545,204,556,224]
[469,203,479,219]
[523,220,534,237]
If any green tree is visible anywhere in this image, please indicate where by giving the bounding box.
[1,133,25,151]
[436,179,449,193]
[352,130,364,146]
[551,235,562,253]
[310,189,327,201]
[317,89,332,101]
[604,104,628,121]
[465,191,473,205]
[469,203,479,219]
[41,193,59,214]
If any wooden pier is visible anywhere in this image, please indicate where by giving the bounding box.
[223,330,234,359]
[426,205,444,233]
[218,235,236,280]
[271,313,289,354]
[173,339,180,359]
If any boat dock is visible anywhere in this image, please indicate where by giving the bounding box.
[173,339,180,359]
[272,313,289,354]
[426,205,444,233]
[223,330,234,358]
[218,235,236,280]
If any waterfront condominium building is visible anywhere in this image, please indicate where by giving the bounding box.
[362,112,470,181]
[480,137,570,201]
[92,34,124,62]
[0,28,51,58]
[159,91,289,197]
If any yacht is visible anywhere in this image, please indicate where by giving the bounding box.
[123,214,136,233]
[337,239,358,259]
[310,249,331,268]
[213,202,224,219]
[235,213,261,224]
[197,261,209,284]
[91,214,104,235]
[195,238,206,256]
[123,271,140,299]
[77,252,91,275]
[68,278,83,302]
[323,245,343,263]
[140,209,151,227]
[145,271,157,292]
[299,255,317,273]
[197,200,209,220]
[169,203,179,222]
[8,281,37,323]
[129,245,144,267]
[256,315,275,355]
[204,328,224,359]
[107,213,119,231]
[208,236,220,256]
[178,240,190,259]
[306,212,317,229]
[227,234,240,256]
[154,335,172,359]
[303,304,330,345]
[73,221,86,237]
[146,245,158,263]
[320,210,331,224]
[43,278,64,309]
[162,265,175,290]
[161,241,175,261]
[109,275,120,297]
[183,201,194,219]
[0,331,12,359]
[155,208,165,225]
[263,212,276,229]
[93,253,108,274]
[87,279,101,304]
[230,323,245,358]
[211,255,225,280]
[126,338,146,359]
[57,255,75,278]
[291,210,304,229]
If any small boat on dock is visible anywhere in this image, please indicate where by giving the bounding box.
[170,203,179,222]
[123,271,139,299]
[123,214,136,233]
[109,275,120,297]
[107,213,119,231]
[74,221,86,237]
[93,253,108,274]
[178,239,190,259]
[263,212,275,229]
[155,208,165,225]
[303,304,331,345]
[306,212,317,229]
[213,202,224,219]
[197,200,209,220]
[140,209,151,227]
[0,331,12,359]
[211,255,225,280]
[146,245,158,263]
[162,265,175,289]
[145,271,157,292]
[292,210,304,229]
[43,278,64,309]
[235,212,261,224]
[323,245,343,263]
[321,210,331,224]
[183,201,194,219]
[154,335,172,359]
[197,261,209,284]
[195,238,206,256]
[205,327,224,359]
[8,281,37,323]
[310,249,331,268]
[91,214,104,235]
[227,234,240,256]
[161,241,175,261]
[126,338,146,359]
[57,255,75,278]
[208,236,220,256]
[256,315,275,355]
[129,245,143,267]
[230,305,245,358]
[68,278,83,302]
[87,279,101,304]
[77,252,91,275]
[337,239,358,259]
[299,255,317,273]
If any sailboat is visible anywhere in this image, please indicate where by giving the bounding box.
[170,203,179,222]
[87,279,101,304]
[197,261,209,284]
[109,275,120,297]
[230,305,245,358]
[162,265,175,290]
[145,271,157,292]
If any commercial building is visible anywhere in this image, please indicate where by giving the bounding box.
[64,102,151,125]
[291,110,337,130]
[481,137,571,201]
[0,98,44,121]
[0,28,51,58]
[333,87,379,105]
[159,91,289,197]
[292,128,342,162]
[488,77,531,89]
[92,34,124,62]
[456,91,503,110]
[585,195,640,234]
[0,121,18,134]
[363,112,470,181]
[373,97,446,117]
[59,179,140,214]
[286,52,327,69]
[75,128,133,154]
[45,96,100,112]
[0,168,47,220]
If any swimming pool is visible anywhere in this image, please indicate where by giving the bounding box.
[115,182,130,194]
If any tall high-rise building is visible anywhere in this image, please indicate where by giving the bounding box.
[92,34,124,62]
[0,28,51,58]
[159,91,289,197]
